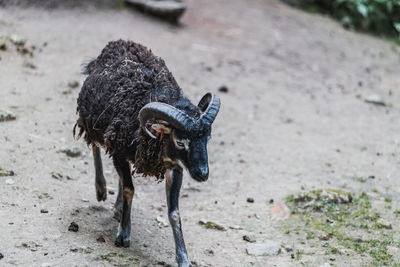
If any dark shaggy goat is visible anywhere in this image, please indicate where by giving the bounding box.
[74,40,220,267]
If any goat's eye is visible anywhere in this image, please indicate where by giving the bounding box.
[176,140,185,148]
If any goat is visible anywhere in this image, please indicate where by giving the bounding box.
[74,40,220,267]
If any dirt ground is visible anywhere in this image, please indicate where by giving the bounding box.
[1,0,400,266]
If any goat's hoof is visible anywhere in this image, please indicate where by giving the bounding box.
[115,235,130,248]
[96,184,107,202]
[178,262,192,267]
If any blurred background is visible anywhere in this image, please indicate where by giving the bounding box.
[0,1,400,266]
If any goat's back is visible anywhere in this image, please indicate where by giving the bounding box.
[75,40,182,156]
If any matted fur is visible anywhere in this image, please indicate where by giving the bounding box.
[74,40,201,179]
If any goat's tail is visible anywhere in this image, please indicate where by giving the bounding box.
[81,58,97,75]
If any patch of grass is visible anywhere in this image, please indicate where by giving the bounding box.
[384,197,392,203]
[282,189,398,266]
[296,249,304,260]
[356,177,367,183]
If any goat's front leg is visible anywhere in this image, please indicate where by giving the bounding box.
[113,157,134,248]
[166,167,192,267]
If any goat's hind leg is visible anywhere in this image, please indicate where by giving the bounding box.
[113,180,123,221]
[113,157,134,248]
[92,145,107,201]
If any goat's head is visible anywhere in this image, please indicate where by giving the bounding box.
[138,93,220,182]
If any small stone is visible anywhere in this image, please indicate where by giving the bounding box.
[0,110,16,122]
[228,224,243,230]
[156,216,169,228]
[205,249,214,256]
[0,167,14,176]
[96,236,105,243]
[70,248,78,252]
[40,209,48,214]
[284,245,293,252]
[0,252,3,260]
[108,189,115,195]
[10,34,26,46]
[59,147,81,157]
[269,199,274,204]
[218,85,229,93]
[0,40,7,50]
[368,175,375,179]
[247,197,254,203]
[68,222,79,232]
[246,241,281,256]
[125,0,186,21]
[364,95,386,106]
[243,235,256,243]
[5,179,14,185]
[23,61,37,69]
[68,80,79,88]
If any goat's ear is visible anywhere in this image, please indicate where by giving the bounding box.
[151,123,172,135]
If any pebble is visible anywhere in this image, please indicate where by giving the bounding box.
[364,95,386,106]
[68,222,79,232]
[156,216,169,228]
[10,34,26,46]
[0,168,14,177]
[246,197,254,203]
[96,236,105,243]
[0,252,3,260]
[218,85,229,93]
[108,189,115,195]
[0,40,6,50]
[40,209,48,214]
[0,110,16,122]
[246,241,281,256]
[243,235,256,243]
[59,147,81,158]
[67,80,79,88]
[284,245,293,252]
[5,179,14,185]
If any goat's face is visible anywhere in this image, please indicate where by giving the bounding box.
[169,127,211,182]
[139,92,220,182]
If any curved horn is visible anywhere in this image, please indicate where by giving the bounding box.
[198,92,221,125]
[139,102,195,134]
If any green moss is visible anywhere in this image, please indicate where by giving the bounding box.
[384,197,392,203]
[356,177,367,183]
[282,189,398,266]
